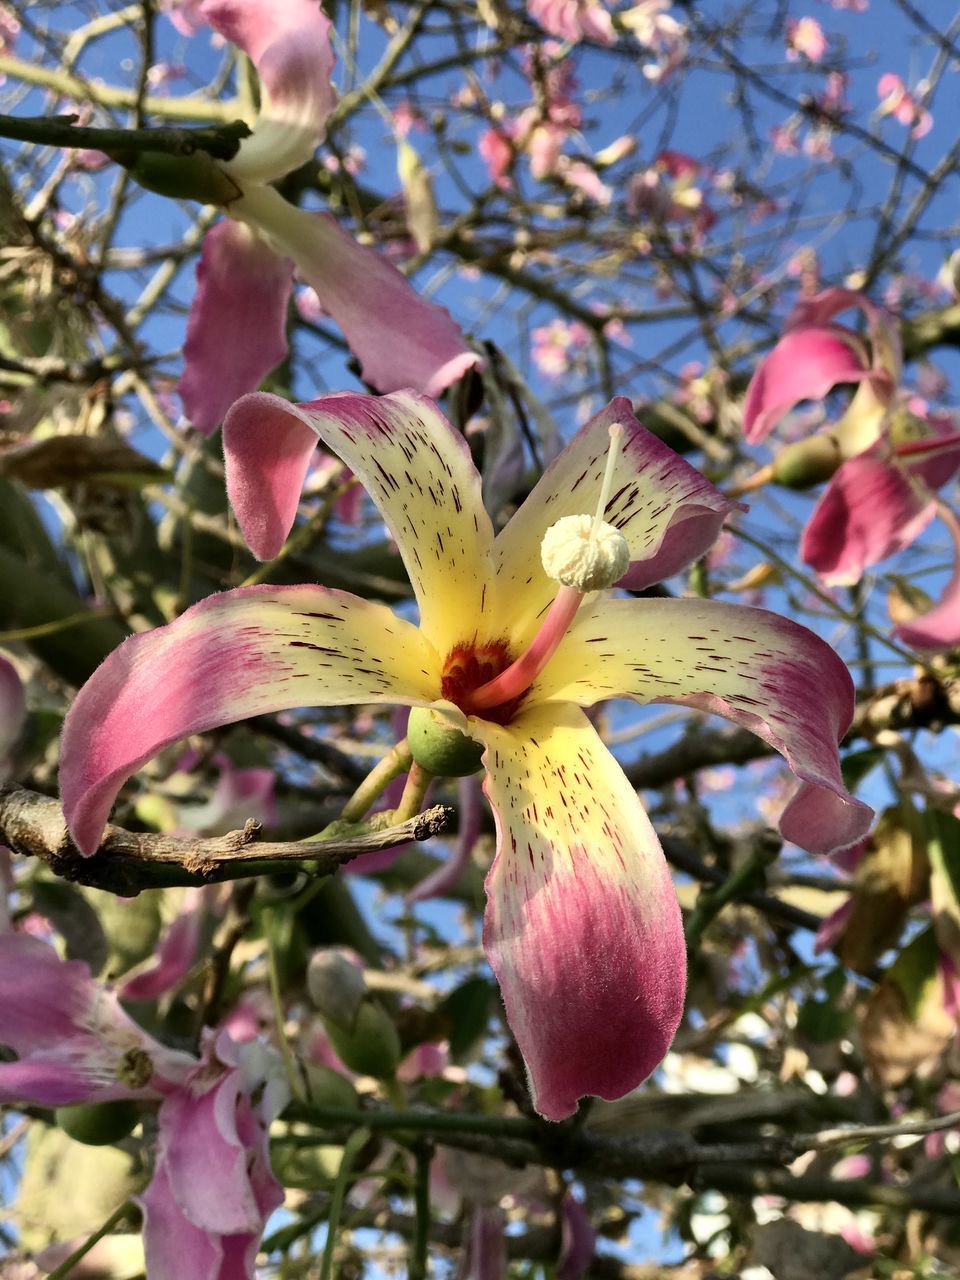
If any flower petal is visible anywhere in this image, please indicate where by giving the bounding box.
[893,505,960,652]
[0,934,188,1104]
[139,1160,224,1280]
[742,324,871,443]
[159,1072,261,1234]
[534,598,872,855]
[179,220,294,435]
[492,398,736,650]
[224,391,495,656]
[60,585,441,854]
[203,0,335,183]
[232,185,480,398]
[787,286,902,385]
[800,453,938,585]
[470,701,685,1122]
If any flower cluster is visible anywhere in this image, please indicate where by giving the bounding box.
[743,287,960,649]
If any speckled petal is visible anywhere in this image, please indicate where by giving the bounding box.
[60,584,441,854]
[224,391,495,656]
[492,398,736,651]
[533,598,872,855]
[470,701,685,1122]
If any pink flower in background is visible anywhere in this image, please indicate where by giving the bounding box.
[60,387,870,1120]
[177,0,478,434]
[628,150,716,238]
[785,16,827,61]
[479,126,516,189]
[621,1,687,79]
[877,73,932,139]
[531,318,592,378]
[744,288,960,649]
[0,933,287,1279]
[528,0,615,46]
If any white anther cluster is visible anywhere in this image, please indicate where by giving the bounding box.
[541,514,630,592]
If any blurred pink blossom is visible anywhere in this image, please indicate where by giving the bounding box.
[531,318,592,377]
[877,73,932,139]
[785,16,827,61]
[528,0,615,46]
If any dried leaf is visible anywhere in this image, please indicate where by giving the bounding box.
[860,928,954,1085]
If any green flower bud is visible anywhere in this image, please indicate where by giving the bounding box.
[772,434,843,489]
[56,1100,141,1147]
[323,998,402,1080]
[304,1061,360,1110]
[408,707,484,777]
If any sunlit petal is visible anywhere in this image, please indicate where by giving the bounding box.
[894,505,960,652]
[743,324,870,443]
[232,186,480,397]
[60,585,441,854]
[534,598,872,854]
[204,0,336,183]
[801,453,938,585]
[224,391,495,656]
[179,220,293,434]
[493,398,736,650]
[471,701,685,1122]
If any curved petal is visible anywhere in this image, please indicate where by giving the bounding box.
[493,398,737,651]
[232,185,480,398]
[139,1160,224,1280]
[470,701,685,1122]
[894,505,960,652]
[204,0,335,183]
[224,392,495,656]
[742,324,870,443]
[159,1072,262,1234]
[800,454,937,585]
[179,220,293,435]
[60,585,441,854]
[533,598,872,855]
[786,286,902,385]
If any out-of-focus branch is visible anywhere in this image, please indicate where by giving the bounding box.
[0,112,250,158]
[0,783,452,895]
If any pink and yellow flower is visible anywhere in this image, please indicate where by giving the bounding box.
[60,390,870,1120]
[0,932,286,1279]
[743,287,960,649]
[176,0,478,433]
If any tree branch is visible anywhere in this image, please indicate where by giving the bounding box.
[0,783,452,895]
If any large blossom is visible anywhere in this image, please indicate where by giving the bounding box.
[60,391,871,1120]
[0,933,286,1280]
[743,287,960,649]
[175,0,477,433]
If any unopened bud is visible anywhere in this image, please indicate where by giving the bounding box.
[324,998,402,1079]
[408,707,484,776]
[772,434,842,489]
[307,949,367,1031]
[541,514,630,591]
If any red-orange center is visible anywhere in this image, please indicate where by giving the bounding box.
[441,640,524,725]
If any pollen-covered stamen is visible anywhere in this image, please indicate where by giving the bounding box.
[466,425,630,715]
